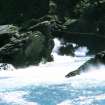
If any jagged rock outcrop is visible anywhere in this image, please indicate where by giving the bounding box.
[0,25,54,68]
[65,51,105,78]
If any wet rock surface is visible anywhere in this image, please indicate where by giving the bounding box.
[0,0,105,68]
[0,25,54,68]
[66,51,105,78]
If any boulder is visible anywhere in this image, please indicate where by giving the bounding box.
[65,58,95,78]
[13,31,46,67]
[0,25,54,68]
[65,51,105,78]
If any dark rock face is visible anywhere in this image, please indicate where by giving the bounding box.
[0,25,19,46]
[95,51,105,64]
[68,3,105,31]
[0,25,54,68]
[0,0,105,68]
[53,0,80,21]
[0,0,49,24]
[13,31,46,67]
[59,44,74,56]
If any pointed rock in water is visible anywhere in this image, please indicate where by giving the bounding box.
[0,25,20,47]
[65,69,80,78]
[65,58,95,78]
[65,51,105,78]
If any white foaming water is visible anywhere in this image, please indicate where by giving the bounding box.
[80,64,105,81]
[0,38,90,89]
[0,38,104,89]
[0,38,105,105]
[74,46,89,57]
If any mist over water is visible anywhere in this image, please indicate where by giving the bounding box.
[0,38,105,105]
